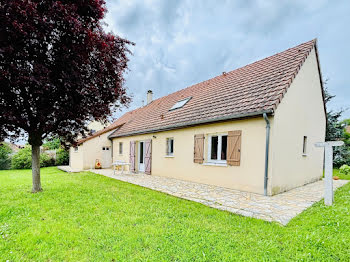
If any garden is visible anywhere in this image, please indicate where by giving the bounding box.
[0,167,350,261]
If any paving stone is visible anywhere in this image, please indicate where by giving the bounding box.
[91,169,349,225]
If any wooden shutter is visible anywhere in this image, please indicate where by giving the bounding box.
[194,134,205,164]
[129,141,136,172]
[144,139,152,175]
[227,130,242,166]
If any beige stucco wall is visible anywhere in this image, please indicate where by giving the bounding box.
[268,48,326,195]
[69,145,84,170]
[112,118,268,194]
[69,131,113,170]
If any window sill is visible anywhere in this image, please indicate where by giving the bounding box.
[203,162,227,167]
[165,155,174,158]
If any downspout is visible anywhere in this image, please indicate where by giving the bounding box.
[263,113,270,196]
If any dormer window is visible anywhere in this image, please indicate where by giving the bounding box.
[169,97,191,111]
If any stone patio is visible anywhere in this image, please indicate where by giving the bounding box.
[89,168,348,225]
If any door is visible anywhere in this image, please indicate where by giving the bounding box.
[138,141,145,172]
[101,146,112,168]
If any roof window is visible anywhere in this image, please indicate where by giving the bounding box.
[169,97,191,111]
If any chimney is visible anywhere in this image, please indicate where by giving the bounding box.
[147,90,153,104]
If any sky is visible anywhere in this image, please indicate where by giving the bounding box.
[103,0,350,120]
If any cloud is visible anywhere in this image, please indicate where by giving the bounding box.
[104,0,350,119]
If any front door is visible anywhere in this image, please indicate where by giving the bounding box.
[138,141,145,172]
[101,146,112,168]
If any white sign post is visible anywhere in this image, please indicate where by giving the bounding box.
[315,141,344,206]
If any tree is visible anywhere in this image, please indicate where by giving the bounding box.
[42,138,61,150]
[0,0,133,192]
[323,82,350,167]
[0,142,12,170]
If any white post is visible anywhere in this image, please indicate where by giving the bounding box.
[315,141,344,206]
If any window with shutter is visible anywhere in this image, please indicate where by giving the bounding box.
[194,134,205,163]
[227,130,242,166]
[207,134,228,164]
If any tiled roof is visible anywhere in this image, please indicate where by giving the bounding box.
[79,39,321,143]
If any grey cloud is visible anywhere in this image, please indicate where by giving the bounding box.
[104,0,350,119]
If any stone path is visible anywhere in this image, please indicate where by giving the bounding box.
[90,169,348,225]
[57,165,83,173]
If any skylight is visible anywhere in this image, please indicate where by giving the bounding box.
[169,97,192,111]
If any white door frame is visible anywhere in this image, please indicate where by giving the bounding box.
[138,141,145,172]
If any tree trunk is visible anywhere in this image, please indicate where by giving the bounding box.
[31,144,42,193]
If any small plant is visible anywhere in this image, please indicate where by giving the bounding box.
[339,164,350,175]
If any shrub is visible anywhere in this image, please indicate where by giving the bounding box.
[339,164,350,176]
[40,153,55,167]
[11,146,56,169]
[56,148,69,165]
[0,143,12,170]
[11,146,32,169]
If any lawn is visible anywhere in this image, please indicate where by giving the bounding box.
[0,168,349,261]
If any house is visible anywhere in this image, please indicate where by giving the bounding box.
[70,39,326,196]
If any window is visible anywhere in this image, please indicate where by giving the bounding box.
[166,138,174,156]
[119,142,123,155]
[303,136,307,155]
[74,147,78,152]
[169,97,191,111]
[208,134,228,163]
[102,147,110,151]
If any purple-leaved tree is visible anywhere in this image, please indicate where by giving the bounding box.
[0,0,133,192]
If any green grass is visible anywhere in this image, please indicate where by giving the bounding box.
[0,168,349,261]
[333,168,349,180]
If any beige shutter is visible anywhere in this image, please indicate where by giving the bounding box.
[227,130,242,166]
[194,134,205,164]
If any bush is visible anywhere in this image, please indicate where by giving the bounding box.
[339,164,350,176]
[56,148,69,165]
[40,152,55,167]
[0,143,12,170]
[11,146,32,169]
[11,146,56,169]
